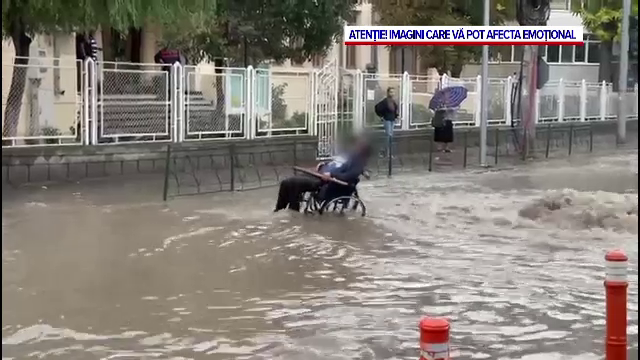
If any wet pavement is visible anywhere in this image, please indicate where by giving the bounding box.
[2,151,638,359]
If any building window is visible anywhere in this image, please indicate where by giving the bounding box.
[560,45,573,62]
[550,0,571,10]
[574,44,586,62]
[489,46,512,62]
[514,46,525,62]
[484,34,601,65]
[547,45,560,62]
[540,34,600,64]
[587,41,600,63]
[389,47,417,74]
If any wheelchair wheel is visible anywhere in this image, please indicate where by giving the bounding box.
[301,192,320,214]
[319,195,367,217]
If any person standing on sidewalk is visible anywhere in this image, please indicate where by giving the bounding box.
[154,47,183,99]
[87,32,100,61]
[374,87,399,157]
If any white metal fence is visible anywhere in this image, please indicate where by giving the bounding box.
[2,57,639,148]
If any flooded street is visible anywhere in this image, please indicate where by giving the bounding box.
[2,152,638,360]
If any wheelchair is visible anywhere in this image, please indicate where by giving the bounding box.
[300,184,367,217]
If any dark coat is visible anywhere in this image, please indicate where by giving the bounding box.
[328,152,367,185]
[374,97,399,122]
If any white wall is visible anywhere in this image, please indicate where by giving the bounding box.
[2,34,79,138]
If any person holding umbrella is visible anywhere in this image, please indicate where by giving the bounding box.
[429,85,468,152]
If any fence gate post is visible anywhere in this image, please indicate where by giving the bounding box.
[82,58,98,145]
[353,69,364,133]
[474,75,482,126]
[558,78,565,122]
[314,60,339,159]
[600,80,607,121]
[401,71,411,131]
[634,83,639,118]
[171,62,183,143]
[535,84,540,125]
[505,76,513,126]
[246,65,255,140]
[580,79,587,122]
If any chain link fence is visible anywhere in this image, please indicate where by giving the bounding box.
[3,120,636,192]
[409,76,438,128]
[97,62,172,143]
[184,66,247,141]
[2,58,639,151]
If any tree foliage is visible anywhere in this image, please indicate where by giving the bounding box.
[1,0,216,138]
[571,0,639,82]
[373,0,515,76]
[1,0,216,37]
[571,0,638,42]
[163,0,355,66]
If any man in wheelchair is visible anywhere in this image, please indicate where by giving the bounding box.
[274,136,372,212]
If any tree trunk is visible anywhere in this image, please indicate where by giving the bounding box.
[214,58,226,113]
[450,61,464,78]
[2,29,32,140]
[598,41,613,83]
[101,25,115,61]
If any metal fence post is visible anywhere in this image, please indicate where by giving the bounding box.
[229,144,236,191]
[505,76,513,126]
[568,123,574,156]
[401,71,411,131]
[474,75,482,127]
[589,122,594,153]
[171,62,181,143]
[545,123,552,158]
[635,83,639,118]
[83,57,98,145]
[494,127,499,165]
[580,79,587,122]
[353,69,364,134]
[600,80,607,122]
[463,131,468,168]
[387,136,393,177]
[428,133,434,172]
[162,144,172,201]
[558,78,565,123]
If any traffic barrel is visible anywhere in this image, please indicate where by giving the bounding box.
[420,317,450,360]
[604,249,628,360]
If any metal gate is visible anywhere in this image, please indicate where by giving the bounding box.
[315,60,339,159]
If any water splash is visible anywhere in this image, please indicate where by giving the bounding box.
[519,189,638,233]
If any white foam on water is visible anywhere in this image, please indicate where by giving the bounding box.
[519,189,638,234]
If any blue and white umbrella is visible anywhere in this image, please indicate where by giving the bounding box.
[428,86,468,110]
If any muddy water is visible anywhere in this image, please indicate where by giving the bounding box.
[2,152,638,360]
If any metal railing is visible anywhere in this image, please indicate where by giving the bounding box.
[161,120,638,199]
[2,57,639,148]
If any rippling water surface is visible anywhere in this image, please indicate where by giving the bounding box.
[2,153,638,359]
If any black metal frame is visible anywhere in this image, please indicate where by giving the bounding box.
[301,188,367,217]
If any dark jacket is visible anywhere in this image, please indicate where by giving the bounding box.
[374,97,399,122]
[329,152,367,184]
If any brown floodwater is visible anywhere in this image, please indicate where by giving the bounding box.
[2,152,638,359]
